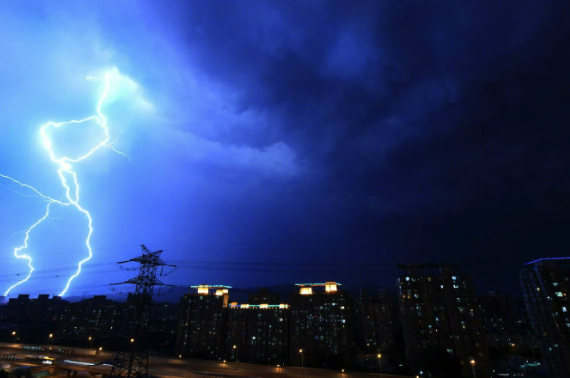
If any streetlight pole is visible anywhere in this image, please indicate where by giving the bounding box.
[11,331,16,343]
[470,359,476,378]
[233,345,238,363]
[299,349,304,373]
[377,354,382,378]
[49,334,53,346]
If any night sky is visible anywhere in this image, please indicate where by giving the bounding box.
[1,1,569,299]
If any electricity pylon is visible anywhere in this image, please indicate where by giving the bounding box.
[109,245,175,378]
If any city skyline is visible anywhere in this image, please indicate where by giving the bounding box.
[0,267,543,377]
[1,1,570,298]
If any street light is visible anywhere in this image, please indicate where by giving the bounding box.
[49,333,53,346]
[470,359,476,378]
[11,331,16,343]
[88,336,93,348]
[377,354,382,377]
[233,345,238,363]
[299,349,304,370]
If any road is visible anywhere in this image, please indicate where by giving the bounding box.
[0,343,411,378]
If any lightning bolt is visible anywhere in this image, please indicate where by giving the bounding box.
[1,69,126,298]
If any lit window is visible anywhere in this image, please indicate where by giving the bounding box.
[325,282,338,292]
[563,307,567,312]
[197,286,209,295]
[556,292,563,297]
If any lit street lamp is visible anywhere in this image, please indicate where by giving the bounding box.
[233,345,238,363]
[299,349,304,371]
[88,336,93,348]
[470,359,476,378]
[49,333,53,345]
[377,354,382,377]
[11,331,16,343]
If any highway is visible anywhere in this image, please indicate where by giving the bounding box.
[0,343,412,378]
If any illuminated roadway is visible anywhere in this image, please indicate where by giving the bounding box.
[0,343,412,378]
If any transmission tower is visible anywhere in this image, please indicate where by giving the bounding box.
[109,244,175,378]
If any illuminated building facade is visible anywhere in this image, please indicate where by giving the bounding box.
[352,289,398,354]
[397,264,490,378]
[479,291,538,356]
[227,291,290,364]
[175,285,230,359]
[289,282,353,368]
[520,258,570,378]
[57,295,130,345]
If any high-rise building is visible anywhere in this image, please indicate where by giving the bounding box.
[479,291,538,357]
[352,289,398,354]
[520,257,570,378]
[4,294,68,324]
[57,295,129,345]
[289,282,352,368]
[175,285,230,359]
[227,297,290,364]
[397,264,490,378]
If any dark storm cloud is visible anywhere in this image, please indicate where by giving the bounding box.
[157,1,569,191]
[150,0,570,292]
[2,0,570,296]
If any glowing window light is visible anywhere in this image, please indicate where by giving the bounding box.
[300,287,313,295]
[279,304,289,309]
[215,289,224,296]
[197,286,209,295]
[260,304,269,309]
[241,304,250,309]
[325,282,338,292]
